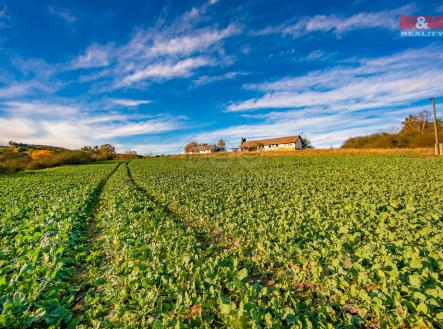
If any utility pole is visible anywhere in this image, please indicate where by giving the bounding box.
[431,97,440,156]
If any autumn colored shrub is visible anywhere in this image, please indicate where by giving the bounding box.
[0,151,32,173]
[342,111,443,149]
[30,149,54,159]
[0,149,117,173]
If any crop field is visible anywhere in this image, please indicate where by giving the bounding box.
[0,156,442,328]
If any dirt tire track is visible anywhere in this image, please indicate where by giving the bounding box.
[125,162,234,251]
[125,161,321,296]
[70,161,123,319]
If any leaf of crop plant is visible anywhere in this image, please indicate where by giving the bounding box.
[237,268,248,281]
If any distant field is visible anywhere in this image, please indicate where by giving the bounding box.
[172,147,435,158]
[1,156,442,328]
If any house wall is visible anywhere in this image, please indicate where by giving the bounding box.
[262,141,301,151]
[295,138,303,149]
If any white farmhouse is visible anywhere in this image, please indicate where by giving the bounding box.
[186,145,215,154]
[240,135,303,152]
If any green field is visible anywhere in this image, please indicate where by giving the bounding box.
[0,156,442,328]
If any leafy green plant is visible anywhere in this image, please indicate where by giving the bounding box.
[1,156,442,328]
[0,163,118,328]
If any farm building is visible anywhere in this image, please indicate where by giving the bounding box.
[186,145,216,154]
[240,135,302,152]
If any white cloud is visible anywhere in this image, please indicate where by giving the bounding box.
[0,84,32,98]
[0,5,8,28]
[305,50,331,61]
[48,6,77,23]
[0,80,60,99]
[257,4,416,37]
[122,56,213,84]
[95,120,179,139]
[113,99,152,107]
[228,46,443,113]
[0,101,185,149]
[193,71,246,85]
[69,2,240,88]
[180,105,424,150]
[70,44,112,69]
[149,24,239,56]
[0,117,89,148]
[1,101,79,116]
[124,142,185,155]
[0,58,64,100]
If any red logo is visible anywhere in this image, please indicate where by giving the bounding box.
[400,16,443,30]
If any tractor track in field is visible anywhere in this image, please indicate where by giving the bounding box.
[125,161,220,251]
[125,162,307,292]
[125,161,264,319]
[71,161,122,318]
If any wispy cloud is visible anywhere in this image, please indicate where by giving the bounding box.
[0,84,32,98]
[256,4,416,37]
[304,50,334,61]
[179,104,428,151]
[131,142,186,154]
[0,101,79,116]
[121,56,214,85]
[0,58,64,99]
[0,5,9,29]
[95,119,179,139]
[70,44,111,69]
[68,2,241,89]
[148,24,239,56]
[113,99,152,107]
[48,6,77,23]
[0,80,58,99]
[228,46,443,113]
[0,100,185,149]
[193,71,246,86]
[134,105,417,154]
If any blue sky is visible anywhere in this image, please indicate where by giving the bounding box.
[0,0,442,154]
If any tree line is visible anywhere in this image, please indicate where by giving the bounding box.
[0,143,139,174]
[342,111,442,149]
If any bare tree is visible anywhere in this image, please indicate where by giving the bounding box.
[402,110,430,135]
